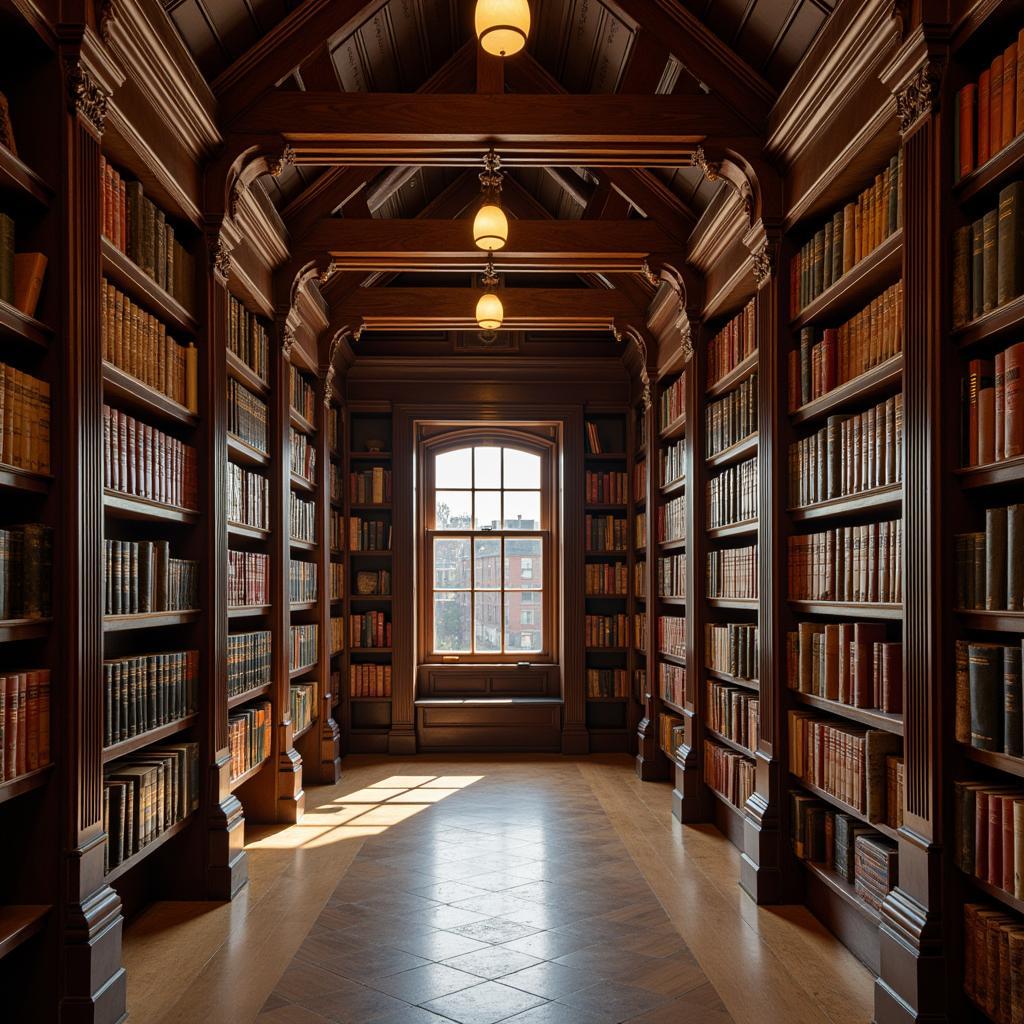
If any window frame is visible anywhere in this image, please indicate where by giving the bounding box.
[418,427,558,665]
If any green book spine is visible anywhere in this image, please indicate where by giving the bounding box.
[970,642,1005,751]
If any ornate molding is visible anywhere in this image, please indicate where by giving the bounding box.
[895,59,943,134]
[320,365,336,407]
[281,326,297,360]
[675,308,694,362]
[692,145,720,182]
[692,146,753,221]
[751,241,774,288]
[65,61,109,134]
[613,326,652,411]
[270,144,296,178]
[208,235,232,279]
[318,261,340,287]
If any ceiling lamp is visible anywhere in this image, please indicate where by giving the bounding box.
[475,0,530,57]
[476,255,503,331]
[473,150,508,251]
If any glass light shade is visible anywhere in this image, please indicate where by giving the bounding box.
[473,203,508,251]
[476,291,504,331]
[475,0,530,57]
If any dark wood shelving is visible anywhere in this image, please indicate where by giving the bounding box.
[0,618,51,643]
[586,695,629,702]
[0,465,51,494]
[800,858,880,924]
[292,719,317,742]
[350,549,393,556]
[226,350,270,397]
[963,872,1024,916]
[351,593,392,601]
[585,646,628,653]
[955,609,1024,633]
[289,601,317,612]
[706,350,758,399]
[0,297,53,351]
[790,774,900,843]
[705,433,758,469]
[349,450,392,460]
[658,537,687,552]
[706,518,758,539]
[585,549,628,558]
[289,662,318,678]
[227,434,270,468]
[290,473,315,493]
[961,743,1024,779]
[105,813,195,884]
[704,666,758,691]
[349,696,392,703]
[791,691,903,736]
[229,757,268,792]
[102,362,197,429]
[661,697,686,715]
[585,503,628,511]
[659,652,687,667]
[954,290,1024,350]
[227,521,270,541]
[657,415,686,441]
[585,451,628,460]
[102,714,199,763]
[707,597,758,611]
[789,355,904,428]
[0,145,52,208]
[349,647,394,656]
[0,905,49,961]
[0,764,53,805]
[103,490,198,525]
[707,783,745,816]
[659,596,686,607]
[660,475,686,497]
[788,600,903,620]
[289,537,317,552]
[227,682,273,710]
[954,130,1024,205]
[103,609,200,632]
[228,605,272,619]
[705,726,755,758]
[789,229,903,331]
[956,455,1024,489]
[350,502,391,510]
[289,408,316,435]
[788,483,902,522]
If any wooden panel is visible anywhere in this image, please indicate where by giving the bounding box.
[416,701,562,751]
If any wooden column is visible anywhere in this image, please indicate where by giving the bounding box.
[562,404,589,754]
[635,394,660,778]
[58,38,127,1024]
[390,405,417,754]
[875,33,947,1024]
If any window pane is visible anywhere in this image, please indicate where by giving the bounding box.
[475,591,501,652]
[503,490,540,530]
[504,448,540,489]
[505,537,542,589]
[474,490,501,531]
[433,537,470,589]
[505,592,542,652]
[474,537,501,589]
[434,591,471,652]
[474,446,501,488]
[436,447,472,488]
[435,490,471,530]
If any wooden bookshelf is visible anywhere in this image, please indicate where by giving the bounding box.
[0,905,49,961]
[101,714,199,762]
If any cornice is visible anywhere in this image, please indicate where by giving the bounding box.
[347,356,628,384]
[686,187,748,274]
[235,185,290,270]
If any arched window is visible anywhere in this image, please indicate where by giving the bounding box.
[421,431,555,663]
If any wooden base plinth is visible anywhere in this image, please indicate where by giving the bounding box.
[388,727,417,754]
[61,884,127,1024]
[206,755,248,899]
[671,759,702,820]
[318,715,342,784]
[738,790,784,905]
[561,725,589,755]
[634,718,665,780]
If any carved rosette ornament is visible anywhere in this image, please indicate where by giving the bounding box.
[270,145,296,178]
[692,146,720,182]
[896,59,943,134]
[208,236,232,279]
[65,61,109,134]
[639,261,659,288]
[751,241,774,289]
[318,262,340,287]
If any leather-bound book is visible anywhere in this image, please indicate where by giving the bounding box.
[977,358,996,465]
[954,224,972,328]
[997,350,1007,462]
[1005,42,1018,149]
[999,182,1024,307]
[988,505,1009,609]
[1005,645,1023,756]
[956,639,972,742]
[992,54,1005,157]
[971,642,1005,750]
[852,623,885,707]
[1007,926,1024,1018]
[880,643,902,714]
[1008,504,1023,610]
[1006,342,1024,459]
[973,218,986,321]
[831,211,843,283]
[12,252,46,318]
[984,208,1000,313]
[978,789,993,878]
[842,203,855,273]
[980,68,993,165]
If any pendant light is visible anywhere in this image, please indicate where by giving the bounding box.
[473,149,508,251]
[474,0,531,57]
[475,255,503,331]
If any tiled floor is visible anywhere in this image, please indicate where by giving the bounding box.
[256,766,731,1024]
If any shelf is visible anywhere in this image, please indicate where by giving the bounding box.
[0,764,53,805]
[226,350,270,397]
[350,502,391,510]
[102,714,198,763]
[957,608,1024,633]
[290,601,317,612]
[658,415,686,442]
[0,297,53,351]
[661,697,686,715]
[789,230,903,331]
[227,434,270,468]
[228,605,272,618]
[585,549,628,558]
[228,521,270,541]
[292,719,317,742]
[291,472,315,492]
[956,455,1024,490]
[707,597,758,611]
[788,483,902,522]
[289,537,317,551]
[230,757,269,792]
[789,774,900,843]
[350,548,393,556]
[954,130,1024,206]
[962,872,1024,916]
[660,476,686,497]
[0,145,52,208]
[585,592,629,599]
[659,596,686,607]
[961,743,1024,779]
[954,289,1024,350]
[791,691,903,736]
[788,600,902,620]
[800,859,880,925]
[704,667,758,692]
[103,609,200,632]
[290,408,317,435]
[584,451,628,461]
[790,355,903,428]
[102,362,197,428]
[0,905,49,961]
[101,237,198,336]
[350,450,392,460]
[104,490,198,525]
[585,503,628,512]
[290,662,318,678]
[0,618,51,643]
[585,646,628,653]
[349,647,393,655]
[105,812,194,883]
[705,726,755,758]
[586,696,629,702]
[351,593,392,601]
[658,537,687,553]
[0,465,50,495]
[658,652,687,667]
[706,518,758,540]
[706,784,745,816]
[227,682,272,710]
[705,433,758,470]
[349,697,393,703]
[706,350,758,399]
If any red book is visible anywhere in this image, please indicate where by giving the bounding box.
[991,54,1005,158]
[979,69,992,166]
[976,790,990,879]
[959,84,977,179]
[996,350,1006,463]
[852,623,886,707]
[1005,341,1024,459]
[1003,795,1017,892]
[1017,29,1024,135]
[1004,42,1018,150]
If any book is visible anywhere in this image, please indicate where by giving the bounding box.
[0,90,15,155]
[705,373,757,456]
[226,630,272,698]
[707,455,758,528]
[291,623,320,666]
[12,253,46,317]
[0,670,50,781]
[956,504,1024,610]
[0,360,51,474]
[706,544,758,599]
[705,300,756,390]
[704,738,755,808]
[103,651,198,747]
[787,521,903,604]
[657,373,686,431]
[706,622,758,680]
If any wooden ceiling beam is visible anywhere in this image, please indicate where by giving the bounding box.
[296,43,340,91]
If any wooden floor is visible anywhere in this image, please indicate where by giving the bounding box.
[122,755,874,1024]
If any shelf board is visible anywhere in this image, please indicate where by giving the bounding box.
[705,725,755,758]
[228,604,272,619]
[105,812,194,883]
[0,905,49,961]
[704,666,758,691]
[660,476,686,497]
[585,549,628,558]
[227,682,272,710]
[104,609,200,632]
[789,230,903,331]
[658,652,687,667]
[585,451,628,461]
[349,696,392,703]
[661,697,686,715]
[0,763,52,805]
[659,596,686,607]
[351,593,392,601]
[800,858,880,925]
[0,618,51,643]
[963,872,1024,916]
[291,473,316,493]
[225,350,270,397]
[585,646,628,653]
[789,483,902,522]
[657,415,686,442]
[102,362,197,429]
[290,601,317,612]
[101,237,198,336]
[349,450,392,460]
[290,662,318,678]
[349,647,393,656]
[585,591,629,599]
[955,290,1024,350]
[102,714,199,763]
[228,521,270,541]
[706,518,758,540]
[350,549,392,556]
[290,408,317,435]
[788,600,902,620]
[956,455,1024,489]
[350,502,391,511]
[0,145,52,208]
[706,783,745,817]
[706,350,758,399]
[791,691,903,736]
[0,297,53,351]
[658,537,687,553]
[707,597,758,611]
[292,719,316,742]
[585,503,628,512]
[227,434,270,468]
[0,465,50,495]
[789,774,900,843]
[230,757,269,792]
[961,743,1024,779]
[289,537,317,552]
[790,355,904,427]
[956,609,1024,633]
[705,433,758,470]
[955,131,1024,206]
[104,490,198,525]
[587,696,629,702]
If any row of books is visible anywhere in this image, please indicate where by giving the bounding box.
[291,623,319,669]
[659,662,685,708]
[1,670,50,781]
[658,614,685,659]
[658,372,686,431]
[635,513,646,551]
[0,360,50,474]
[963,900,1024,1023]
[0,524,52,620]
[227,550,269,608]
[790,281,903,411]
[584,420,612,454]
[290,682,316,734]
[787,521,903,604]
[330,464,342,503]
[788,395,903,509]
[704,738,755,809]
[330,510,343,551]
[0,216,46,316]
[956,504,1024,611]
[963,344,1024,467]
[661,713,684,759]
[100,157,195,309]
[103,540,197,615]
[706,622,758,681]
[956,640,1024,756]
[227,630,271,699]
[228,294,269,383]
[791,153,902,313]
[291,428,316,483]
[104,405,198,510]
[787,621,902,714]
[101,279,197,412]
[227,379,268,455]
[350,664,391,697]
[290,492,316,543]
[585,514,628,553]
[350,613,389,649]
[329,616,343,653]
[288,559,317,604]
[585,614,627,648]
[706,680,759,752]
[706,301,755,390]
[657,554,685,599]
[328,407,341,452]
[103,743,199,872]
[584,470,627,505]
[290,366,316,425]
[790,793,898,911]
[227,463,269,531]
[661,437,685,488]
[350,467,391,505]
[706,544,758,600]
[705,373,757,458]
[585,561,627,596]
[634,610,647,650]
[103,651,197,747]
[954,782,1024,899]
[787,709,901,821]
[707,455,757,528]
[330,563,344,601]
[657,494,686,545]
[349,517,391,551]
[354,569,391,595]
[228,703,270,782]
[634,560,646,595]
[586,668,628,698]
[633,459,646,503]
